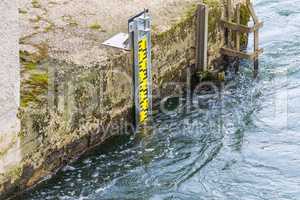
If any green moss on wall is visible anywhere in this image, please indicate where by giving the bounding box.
[21,72,48,108]
[89,22,102,30]
[31,0,41,9]
[20,44,49,108]
[152,4,197,47]
[7,166,23,183]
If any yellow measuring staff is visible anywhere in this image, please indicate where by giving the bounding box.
[138,37,149,124]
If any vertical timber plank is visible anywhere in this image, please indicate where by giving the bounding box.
[250,1,259,77]
[227,0,232,48]
[196,4,208,72]
[235,3,241,73]
[236,4,241,51]
[254,30,259,77]
[247,0,259,23]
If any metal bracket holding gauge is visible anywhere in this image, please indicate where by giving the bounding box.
[102,32,130,50]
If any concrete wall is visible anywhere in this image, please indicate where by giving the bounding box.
[0,0,22,173]
[0,0,251,198]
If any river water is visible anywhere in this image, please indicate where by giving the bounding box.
[24,0,300,199]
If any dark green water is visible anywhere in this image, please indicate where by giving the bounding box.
[24,0,300,199]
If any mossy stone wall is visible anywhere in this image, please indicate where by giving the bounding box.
[0,1,251,199]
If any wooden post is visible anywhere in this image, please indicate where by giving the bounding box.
[247,0,259,23]
[227,0,232,48]
[248,1,260,77]
[253,30,259,77]
[235,3,241,73]
[236,4,241,52]
[195,4,208,72]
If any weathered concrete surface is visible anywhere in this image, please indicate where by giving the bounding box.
[0,0,20,138]
[19,0,205,66]
[19,0,247,67]
[0,0,251,199]
[0,0,22,175]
